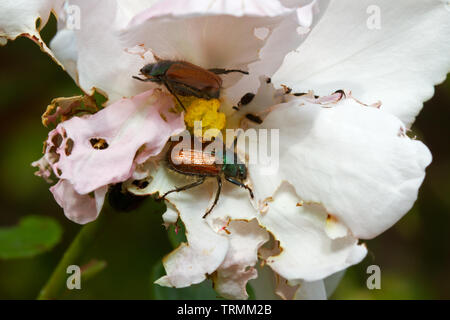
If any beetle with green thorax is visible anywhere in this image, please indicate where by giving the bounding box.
[161,137,254,218]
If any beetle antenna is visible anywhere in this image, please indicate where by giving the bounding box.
[209,68,249,75]
[163,80,186,111]
[132,75,147,82]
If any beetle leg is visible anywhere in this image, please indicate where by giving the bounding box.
[170,82,206,99]
[208,68,249,75]
[203,176,222,218]
[160,176,206,199]
[225,177,254,199]
[132,76,160,82]
[162,80,187,111]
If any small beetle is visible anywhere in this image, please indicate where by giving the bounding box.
[233,92,256,111]
[245,113,263,124]
[160,138,254,218]
[133,60,248,110]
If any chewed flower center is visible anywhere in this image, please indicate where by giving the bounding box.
[180,96,226,140]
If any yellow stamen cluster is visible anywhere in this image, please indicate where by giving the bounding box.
[181,97,226,140]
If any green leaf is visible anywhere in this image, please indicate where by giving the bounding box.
[150,261,222,300]
[61,198,172,300]
[0,215,62,259]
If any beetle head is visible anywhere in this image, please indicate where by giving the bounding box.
[140,61,174,78]
[222,161,247,181]
[140,64,154,76]
[236,163,248,180]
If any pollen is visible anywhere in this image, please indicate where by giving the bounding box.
[182,97,226,139]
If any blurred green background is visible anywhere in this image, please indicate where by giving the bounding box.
[0,18,449,300]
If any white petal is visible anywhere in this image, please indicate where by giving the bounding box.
[0,0,63,61]
[50,179,107,224]
[223,0,330,106]
[257,182,367,282]
[250,97,432,239]
[49,29,78,80]
[280,0,331,28]
[325,215,349,239]
[121,0,301,107]
[213,219,269,300]
[273,0,450,126]
[50,0,159,102]
[139,162,229,288]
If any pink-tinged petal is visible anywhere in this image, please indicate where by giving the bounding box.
[44,89,184,195]
[0,0,63,61]
[249,97,432,239]
[50,179,107,224]
[213,219,269,300]
[31,156,53,183]
[50,0,159,102]
[273,0,450,126]
[121,0,304,108]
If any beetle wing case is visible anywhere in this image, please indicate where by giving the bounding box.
[166,62,222,92]
[167,141,221,176]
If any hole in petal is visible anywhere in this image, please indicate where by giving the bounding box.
[254,27,270,40]
[90,138,109,150]
[51,134,63,148]
[65,138,74,156]
[35,17,42,30]
[132,179,150,189]
[48,146,60,164]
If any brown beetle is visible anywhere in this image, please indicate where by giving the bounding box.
[133,60,248,110]
[161,137,253,218]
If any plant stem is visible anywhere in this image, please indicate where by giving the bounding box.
[37,212,108,300]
